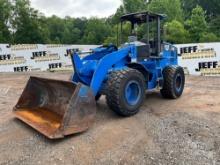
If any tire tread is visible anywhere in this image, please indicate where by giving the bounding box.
[106,68,145,116]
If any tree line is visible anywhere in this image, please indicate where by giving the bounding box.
[0,0,220,45]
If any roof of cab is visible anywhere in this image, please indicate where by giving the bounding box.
[120,11,166,24]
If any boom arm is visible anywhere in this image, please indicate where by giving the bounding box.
[71,47,131,95]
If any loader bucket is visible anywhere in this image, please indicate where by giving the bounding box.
[13,77,96,139]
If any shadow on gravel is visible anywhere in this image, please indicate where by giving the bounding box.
[145,91,162,99]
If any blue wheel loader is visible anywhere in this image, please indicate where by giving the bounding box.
[13,12,185,139]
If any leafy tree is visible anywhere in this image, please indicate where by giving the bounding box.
[149,0,183,22]
[181,0,220,18]
[104,25,118,45]
[73,17,87,39]
[199,32,219,43]
[0,0,12,43]
[209,15,220,38]
[45,16,65,44]
[104,20,132,45]
[61,17,81,44]
[180,0,198,18]
[185,5,207,42]
[165,20,190,43]
[82,18,111,44]
[198,0,220,17]
[123,0,147,13]
[12,0,46,43]
[110,5,125,25]
[37,15,51,43]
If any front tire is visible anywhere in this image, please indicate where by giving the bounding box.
[160,66,185,99]
[106,68,146,116]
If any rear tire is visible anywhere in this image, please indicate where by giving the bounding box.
[160,66,185,99]
[106,68,146,116]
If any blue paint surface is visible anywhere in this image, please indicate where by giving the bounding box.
[71,43,178,95]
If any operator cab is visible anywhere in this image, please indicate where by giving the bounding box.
[120,11,166,60]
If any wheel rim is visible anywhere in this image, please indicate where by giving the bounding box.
[175,73,182,92]
[125,80,141,106]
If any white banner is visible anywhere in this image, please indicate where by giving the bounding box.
[0,44,97,72]
[0,43,220,76]
[175,42,220,76]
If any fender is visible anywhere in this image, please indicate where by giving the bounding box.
[90,47,131,95]
[127,62,150,82]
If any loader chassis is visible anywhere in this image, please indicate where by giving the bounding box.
[13,12,185,139]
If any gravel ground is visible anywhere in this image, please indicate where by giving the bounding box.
[0,72,219,165]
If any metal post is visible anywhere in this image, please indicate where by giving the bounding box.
[120,22,123,45]
[131,23,134,34]
[163,24,167,42]
[157,16,161,56]
[117,23,119,47]
[146,14,150,44]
